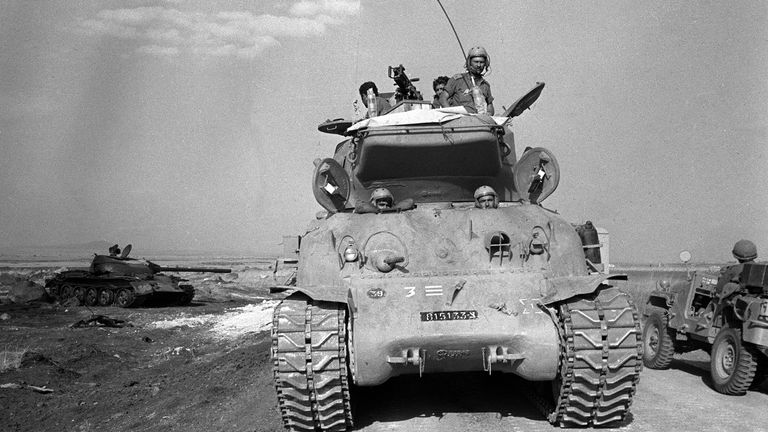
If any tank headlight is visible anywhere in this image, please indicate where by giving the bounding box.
[344,246,359,262]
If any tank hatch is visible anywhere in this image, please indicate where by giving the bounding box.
[502,82,545,118]
[513,147,559,204]
[312,157,351,213]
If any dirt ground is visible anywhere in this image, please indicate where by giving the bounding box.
[1,268,767,432]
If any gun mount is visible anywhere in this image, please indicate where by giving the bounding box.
[388,64,422,102]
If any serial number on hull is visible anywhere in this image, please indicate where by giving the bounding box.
[420,310,478,322]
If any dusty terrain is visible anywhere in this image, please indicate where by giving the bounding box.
[1,264,767,432]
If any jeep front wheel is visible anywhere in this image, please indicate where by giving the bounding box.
[710,327,757,395]
[642,306,675,369]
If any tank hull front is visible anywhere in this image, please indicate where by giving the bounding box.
[348,270,559,386]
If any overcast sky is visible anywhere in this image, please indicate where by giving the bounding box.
[0,0,766,263]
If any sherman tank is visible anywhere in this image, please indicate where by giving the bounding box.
[45,244,231,307]
[271,68,642,430]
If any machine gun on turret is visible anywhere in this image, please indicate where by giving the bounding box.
[388,64,423,102]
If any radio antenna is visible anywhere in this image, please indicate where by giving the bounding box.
[436,0,466,60]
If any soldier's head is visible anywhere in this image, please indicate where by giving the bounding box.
[432,76,449,94]
[370,188,394,210]
[466,46,490,75]
[474,185,498,209]
[732,239,757,263]
[359,81,379,106]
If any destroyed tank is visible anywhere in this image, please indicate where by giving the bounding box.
[271,70,643,430]
[45,245,231,307]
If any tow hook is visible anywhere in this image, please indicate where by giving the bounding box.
[387,348,426,377]
[482,345,525,375]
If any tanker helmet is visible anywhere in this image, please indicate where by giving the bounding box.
[466,46,490,74]
[474,185,498,209]
[370,188,394,209]
[732,239,757,262]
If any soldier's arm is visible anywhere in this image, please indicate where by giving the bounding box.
[440,77,460,107]
[438,86,451,107]
[486,83,495,115]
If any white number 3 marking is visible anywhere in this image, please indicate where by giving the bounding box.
[404,286,416,298]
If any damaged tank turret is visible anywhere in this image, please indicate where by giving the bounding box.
[271,70,642,430]
[45,244,231,307]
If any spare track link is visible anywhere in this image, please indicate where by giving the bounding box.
[547,286,643,427]
[272,297,353,431]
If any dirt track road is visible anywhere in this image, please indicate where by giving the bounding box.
[351,355,768,432]
[1,299,767,432]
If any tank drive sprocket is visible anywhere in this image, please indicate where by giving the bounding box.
[532,287,643,426]
[272,296,353,431]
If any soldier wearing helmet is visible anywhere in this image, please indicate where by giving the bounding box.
[474,185,498,209]
[732,239,757,263]
[715,240,758,300]
[370,188,394,210]
[438,46,495,115]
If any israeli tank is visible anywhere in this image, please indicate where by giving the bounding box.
[45,244,231,307]
[271,67,642,430]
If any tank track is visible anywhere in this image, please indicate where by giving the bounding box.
[531,287,643,427]
[272,296,353,431]
[47,280,147,308]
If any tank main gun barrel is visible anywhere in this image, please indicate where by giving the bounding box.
[158,267,231,273]
[147,261,231,273]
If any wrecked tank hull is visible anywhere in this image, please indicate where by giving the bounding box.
[44,252,230,308]
[45,271,194,307]
[272,82,642,430]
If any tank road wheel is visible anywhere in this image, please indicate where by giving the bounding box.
[72,286,85,305]
[115,289,135,308]
[271,296,353,432]
[83,288,99,306]
[538,287,643,427]
[60,284,75,300]
[98,289,115,306]
[710,327,757,395]
[131,295,147,307]
[177,285,194,306]
[46,283,60,299]
[642,306,675,369]
[176,293,193,306]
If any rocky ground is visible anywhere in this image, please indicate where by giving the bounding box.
[1,265,766,432]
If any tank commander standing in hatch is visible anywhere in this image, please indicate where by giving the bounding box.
[474,185,499,209]
[359,81,392,118]
[439,46,494,115]
[715,239,758,300]
[431,75,449,108]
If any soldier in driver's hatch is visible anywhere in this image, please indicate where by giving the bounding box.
[439,46,494,115]
[474,185,498,209]
[370,188,394,210]
[359,81,392,118]
[715,239,758,300]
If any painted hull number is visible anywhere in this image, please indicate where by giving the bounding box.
[367,288,385,299]
[420,310,478,322]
